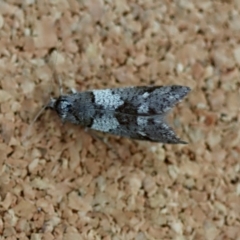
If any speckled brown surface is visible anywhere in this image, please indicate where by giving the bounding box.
[0,0,240,240]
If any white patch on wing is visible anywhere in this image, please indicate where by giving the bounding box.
[138,103,149,113]
[138,131,147,136]
[137,116,148,126]
[93,89,124,109]
[92,115,119,132]
[142,92,150,98]
[168,94,179,100]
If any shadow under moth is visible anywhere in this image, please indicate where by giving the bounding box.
[46,85,191,144]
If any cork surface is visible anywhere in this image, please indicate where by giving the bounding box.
[0,0,240,239]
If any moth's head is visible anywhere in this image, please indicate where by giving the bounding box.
[46,96,72,121]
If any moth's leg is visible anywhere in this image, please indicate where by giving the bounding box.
[65,88,77,95]
[71,88,77,93]
[84,128,121,159]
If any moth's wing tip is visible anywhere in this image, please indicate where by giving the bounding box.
[178,139,188,144]
[167,138,188,144]
[185,86,191,92]
[167,85,191,108]
[172,86,190,144]
[184,86,191,94]
[178,85,191,96]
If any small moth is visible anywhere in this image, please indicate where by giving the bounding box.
[46,85,190,144]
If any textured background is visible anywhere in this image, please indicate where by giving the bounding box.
[0,0,240,239]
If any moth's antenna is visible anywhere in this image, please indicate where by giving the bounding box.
[21,2,65,148]
[22,103,49,143]
[49,47,64,96]
[56,71,63,95]
[22,44,63,143]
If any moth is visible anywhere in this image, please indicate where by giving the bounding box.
[46,85,191,144]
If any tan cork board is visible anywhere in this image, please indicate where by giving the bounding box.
[0,0,240,239]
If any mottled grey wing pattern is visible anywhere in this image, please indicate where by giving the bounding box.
[89,111,186,144]
[49,85,191,144]
[89,85,190,143]
[91,85,190,116]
